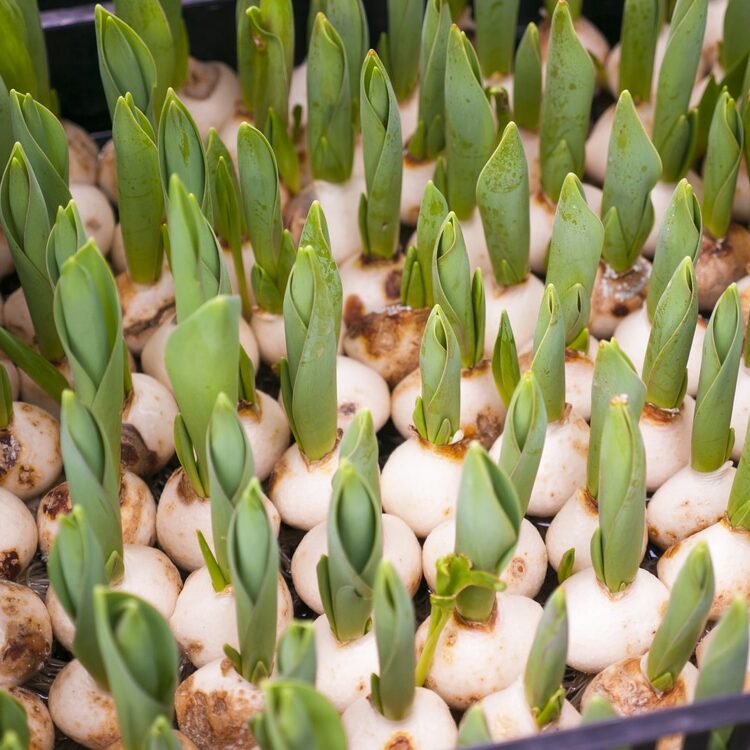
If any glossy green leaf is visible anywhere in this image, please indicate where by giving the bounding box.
[379,0,422,101]
[702,89,744,238]
[590,396,646,593]
[205,392,255,585]
[54,241,125,472]
[279,246,338,459]
[47,506,109,687]
[165,296,241,493]
[370,561,416,720]
[400,181,449,308]
[359,51,402,259]
[444,25,495,220]
[646,179,702,320]
[226,480,279,682]
[477,122,530,286]
[498,372,547,514]
[306,13,354,182]
[513,22,542,131]
[652,0,707,180]
[409,0,451,159]
[158,89,208,209]
[277,621,317,685]
[531,285,566,423]
[455,442,521,622]
[317,459,382,642]
[252,681,347,750]
[167,174,229,323]
[93,589,179,750]
[413,304,461,445]
[692,285,742,471]
[588,340,646,498]
[432,213,485,368]
[601,91,662,272]
[546,173,604,346]
[113,94,165,285]
[642,256,698,409]
[524,587,567,727]
[619,0,662,101]
[539,1,595,202]
[647,541,714,692]
[95,6,157,123]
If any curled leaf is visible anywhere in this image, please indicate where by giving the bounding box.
[46,200,88,285]
[492,310,521,409]
[531,285,566,423]
[277,621,317,685]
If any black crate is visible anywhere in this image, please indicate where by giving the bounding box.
[34,1,750,748]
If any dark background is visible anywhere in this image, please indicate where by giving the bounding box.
[38,0,625,135]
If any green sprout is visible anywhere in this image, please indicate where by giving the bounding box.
[546,173,604,350]
[46,200,88,285]
[513,23,542,131]
[457,705,492,747]
[277,621,317,685]
[601,91,662,273]
[726,416,750,530]
[531,285,567,423]
[359,51,402,259]
[474,0,520,79]
[0,690,30,750]
[492,311,521,409]
[476,122,531,287]
[647,542,714,692]
[539,0,595,202]
[413,305,461,445]
[590,396,647,593]
[378,0,422,102]
[619,0,663,102]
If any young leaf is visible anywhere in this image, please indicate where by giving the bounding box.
[143,717,182,750]
[539,1,595,202]
[492,311,521,409]
[317,459,382,642]
[165,296,241,494]
[587,341,646,498]
[619,0,662,102]
[475,0,520,78]
[513,23,542,131]
[702,89,744,239]
[167,174,229,323]
[727,417,750,530]
[47,506,109,686]
[455,443,521,622]
[652,0,708,180]
[338,409,380,504]
[0,365,12,430]
[642,256,698,409]
[646,179,702,320]
[546,173,604,347]
[412,305,461,445]
[113,94,165,285]
[524,587,568,728]
[457,705,492,747]
[432,213,485,369]
[409,0,451,160]
[531,285,566,423]
[205,392,255,585]
[476,122,530,287]
[498,372,547,514]
[720,0,750,74]
[691,284,742,472]
[370,561,416,721]
[0,143,61,360]
[444,25,495,220]
[306,13,354,182]
[359,51,402,259]
[277,621,317,685]
[46,200,88,285]
[601,91,662,272]
[647,541,714,692]
[590,396,646,593]
[225,480,279,683]
[279,246,339,460]
[379,0,422,102]
[54,242,125,476]
[252,682,347,750]
[59,390,123,580]
[401,181,449,308]
[237,123,295,316]
[93,589,179,750]
[158,89,207,210]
